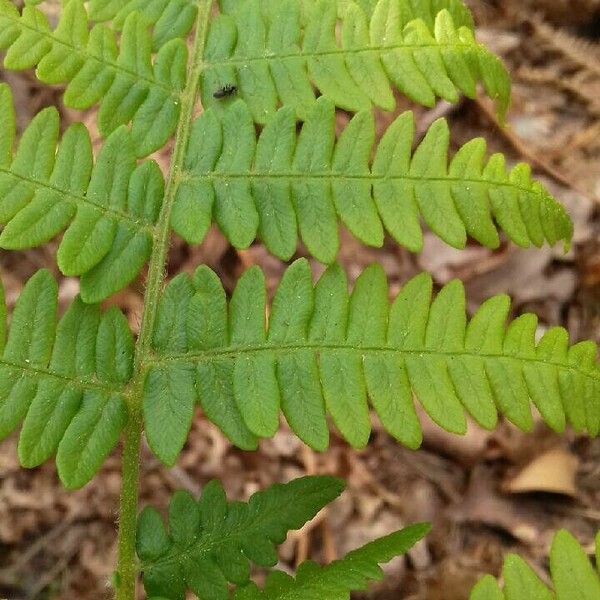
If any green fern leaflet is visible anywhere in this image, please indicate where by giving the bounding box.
[0,87,571,302]
[232,524,430,599]
[202,0,509,122]
[137,475,429,600]
[0,84,162,303]
[6,259,597,486]
[138,476,344,599]
[173,98,572,262]
[144,260,599,466]
[470,530,600,600]
[0,270,132,489]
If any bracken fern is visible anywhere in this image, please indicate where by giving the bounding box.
[0,0,596,599]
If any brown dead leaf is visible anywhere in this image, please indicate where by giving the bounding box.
[505,447,579,497]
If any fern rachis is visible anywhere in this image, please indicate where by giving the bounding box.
[0,1,596,599]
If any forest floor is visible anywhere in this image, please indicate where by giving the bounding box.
[1,0,600,598]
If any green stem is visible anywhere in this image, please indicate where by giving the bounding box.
[115,3,213,599]
[115,398,143,600]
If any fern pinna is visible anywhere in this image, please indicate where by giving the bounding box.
[0,0,596,599]
[173,98,571,262]
[136,476,429,600]
[0,270,131,489]
[0,83,162,303]
[469,530,600,600]
[142,259,600,464]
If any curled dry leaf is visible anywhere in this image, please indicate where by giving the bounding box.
[505,447,579,497]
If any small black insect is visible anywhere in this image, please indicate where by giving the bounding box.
[213,84,238,99]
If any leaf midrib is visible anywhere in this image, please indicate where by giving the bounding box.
[0,355,125,395]
[151,342,600,383]
[180,170,546,198]
[204,40,483,69]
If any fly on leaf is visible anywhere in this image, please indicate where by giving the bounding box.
[213,84,237,98]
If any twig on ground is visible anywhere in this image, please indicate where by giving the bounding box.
[475,97,599,204]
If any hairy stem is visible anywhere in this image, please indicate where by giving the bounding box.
[115,3,213,599]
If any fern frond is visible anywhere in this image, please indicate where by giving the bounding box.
[173,98,572,264]
[86,0,198,51]
[0,0,187,157]
[470,530,600,600]
[0,270,133,489]
[143,260,599,465]
[0,85,163,303]
[531,17,600,79]
[232,523,430,600]
[200,0,510,122]
[137,476,345,600]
